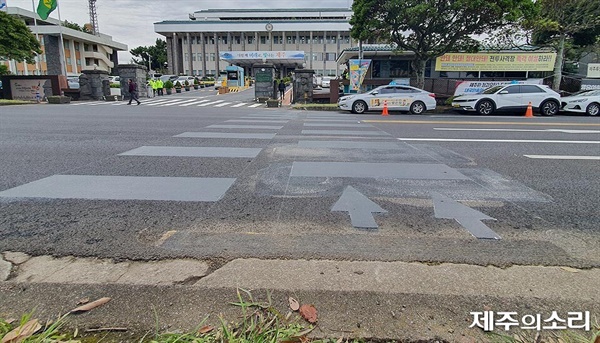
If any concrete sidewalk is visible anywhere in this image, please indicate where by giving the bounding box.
[1,252,598,341]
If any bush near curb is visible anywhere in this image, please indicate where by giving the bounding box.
[0,99,35,106]
[47,96,71,104]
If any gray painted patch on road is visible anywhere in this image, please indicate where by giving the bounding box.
[298,141,401,150]
[119,146,262,158]
[290,162,469,179]
[0,175,236,202]
[302,130,388,136]
[207,124,283,130]
[303,123,371,128]
[432,193,500,240]
[175,132,276,139]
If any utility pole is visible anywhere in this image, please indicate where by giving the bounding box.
[88,0,99,35]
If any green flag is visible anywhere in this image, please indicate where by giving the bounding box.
[36,0,57,20]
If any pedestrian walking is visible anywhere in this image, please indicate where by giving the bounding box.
[127,79,141,105]
[278,80,286,100]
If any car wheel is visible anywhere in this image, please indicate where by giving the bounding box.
[540,100,559,116]
[409,101,426,115]
[352,100,367,114]
[586,102,600,116]
[476,100,495,115]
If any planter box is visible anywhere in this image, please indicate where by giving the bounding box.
[184,87,190,91]
[105,95,122,101]
[175,88,182,93]
[166,89,172,95]
[193,85,199,90]
[266,99,280,108]
[47,96,71,104]
[257,97,269,103]
[110,88,121,96]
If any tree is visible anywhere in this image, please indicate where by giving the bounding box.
[530,0,600,89]
[130,39,167,72]
[62,20,93,34]
[0,11,42,64]
[350,0,535,89]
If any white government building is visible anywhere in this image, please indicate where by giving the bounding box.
[154,8,358,77]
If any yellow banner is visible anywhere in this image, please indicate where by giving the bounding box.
[435,53,556,72]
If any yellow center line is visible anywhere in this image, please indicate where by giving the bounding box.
[361,120,600,127]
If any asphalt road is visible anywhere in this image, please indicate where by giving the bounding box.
[1,90,598,269]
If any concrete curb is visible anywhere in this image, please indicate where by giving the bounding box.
[1,252,598,341]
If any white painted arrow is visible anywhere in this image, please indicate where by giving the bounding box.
[332,186,387,229]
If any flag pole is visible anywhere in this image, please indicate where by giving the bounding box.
[30,0,42,75]
[55,0,68,78]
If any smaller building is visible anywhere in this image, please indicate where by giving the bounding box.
[2,7,127,76]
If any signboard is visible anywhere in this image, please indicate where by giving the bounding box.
[581,79,600,91]
[220,51,305,60]
[436,53,556,72]
[453,79,544,96]
[587,63,600,78]
[349,59,371,91]
[10,79,45,101]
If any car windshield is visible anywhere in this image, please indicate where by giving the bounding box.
[481,86,504,94]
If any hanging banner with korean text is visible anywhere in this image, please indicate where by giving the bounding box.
[435,53,556,72]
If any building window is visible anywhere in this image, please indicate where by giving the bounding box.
[192,53,196,61]
[222,36,227,44]
[325,53,336,61]
[247,36,254,44]
[183,37,187,44]
[300,36,305,44]
[84,43,90,51]
[260,36,267,44]
[66,57,71,64]
[76,60,81,65]
[210,53,215,61]
[197,36,202,44]
[74,42,80,51]
[235,36,240,44]
[93,45,98,52]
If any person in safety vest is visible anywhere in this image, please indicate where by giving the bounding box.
[157,79,164,96]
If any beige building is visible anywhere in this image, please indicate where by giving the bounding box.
[154,8,357,77]
[2,7,127,76]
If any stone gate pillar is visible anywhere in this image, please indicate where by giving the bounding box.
[117,64,148,100]
[293,69,315,104]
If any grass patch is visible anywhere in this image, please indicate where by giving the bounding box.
[0,99,35,105]
[0,289,379,343]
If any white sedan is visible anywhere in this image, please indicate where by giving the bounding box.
[560,90,600,116]
[338,85,436,114]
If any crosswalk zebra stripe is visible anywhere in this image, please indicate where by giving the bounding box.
[159,99,198,106]
[145,99,183,106]
[231,103,247,108]
[179,99,209,106]
[111,102,129,106]
[248,103,263,108]
[71,101,101,106]
[198,100,224,107]
[214,102,232,107]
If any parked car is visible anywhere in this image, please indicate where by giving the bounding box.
[67,76,80,89]
[108,76,120,86]
[560,90,600,116]
[175,76,195,86]
[338,85,436,114]
[321,76,333,88]
[452,84,561,116]
[214,76,227,90]
[200,76,215,87]
[159,75,178,83]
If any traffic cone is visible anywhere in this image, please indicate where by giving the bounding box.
[525,102,533,117]
[382,100,389,116]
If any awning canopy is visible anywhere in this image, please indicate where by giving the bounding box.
[219,51,306,68]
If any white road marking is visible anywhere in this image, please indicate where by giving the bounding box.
[214,102,232,107]
[434,128,600,134]
[198,100,224,107]
[159,99,198,107]
[231,103,247,107]
[398,138,600,144]
[524,155,600,160]
[179,99,209,106]
[145,99,183,106]
[248,103,263,108]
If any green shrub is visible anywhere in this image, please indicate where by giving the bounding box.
[175,81,182,88]
[164,80,173,89]
[109,83,120,88]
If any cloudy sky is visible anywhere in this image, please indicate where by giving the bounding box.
[8,0,354,62]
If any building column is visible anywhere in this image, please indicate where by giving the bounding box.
[242,32,246,51]
[172,33,179,75]
[228,32,232,51]
[70,40,77,73]
[214,32,220,75]
[166,36,173,74]
[187,33,193,75]
[282,31,286,51]
[309,31,313,70]
[200,33,206,76]
[323,31,327,75]
[255,32,259,50]
[269,31,273,51]
[296,31,300,51]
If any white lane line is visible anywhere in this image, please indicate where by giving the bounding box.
[111,102,129,106]
[179,99,209,106]
[434,128,600,134]
[398,138,600,144]
[524,155,600,160]
[159,99,198,107]
[214,102,232,107]
[248,103,263,108]
[71,101,102,106]
[198,100,224,107]
[231,103,247,108]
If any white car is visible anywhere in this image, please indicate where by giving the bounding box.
[174,76,195,87]
[321,76,333,88]
[560,90,600,116]
[452,84,561,116]
[338,85,436,115]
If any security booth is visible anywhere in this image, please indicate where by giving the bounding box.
[225,66,244,88]
[253,63,275,101]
